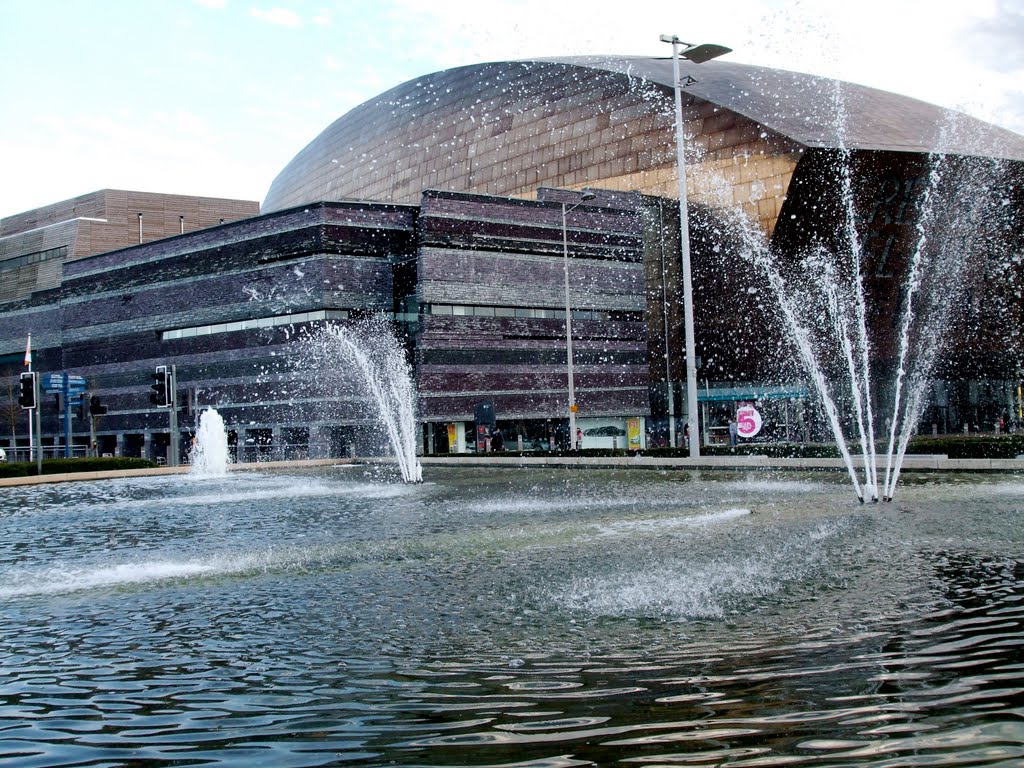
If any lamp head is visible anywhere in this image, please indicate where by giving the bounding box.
[680,43,731,63]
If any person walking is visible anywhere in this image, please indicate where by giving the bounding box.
[728,418,738,448]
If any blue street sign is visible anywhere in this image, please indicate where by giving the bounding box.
[42,373,87,394]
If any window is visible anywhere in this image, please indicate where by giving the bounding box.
[161,309,350,341]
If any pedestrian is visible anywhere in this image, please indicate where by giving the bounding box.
[728,418,738,448]
[491,429,504,451]
[576,427,583,450]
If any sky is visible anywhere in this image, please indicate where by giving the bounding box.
[2,0,1022,220]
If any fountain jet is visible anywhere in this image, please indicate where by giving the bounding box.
[190,408,230,477]
[705,109,1010,502]
[301,318,423,483]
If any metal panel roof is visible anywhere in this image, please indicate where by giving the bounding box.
[540,56,1024,161]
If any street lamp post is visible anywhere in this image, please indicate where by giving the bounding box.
[659,34,731,458]
[562,191,596,450]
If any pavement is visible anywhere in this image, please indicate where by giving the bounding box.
[419,453,1024,473]
[0,453,1020,489]
[0,458,348,487]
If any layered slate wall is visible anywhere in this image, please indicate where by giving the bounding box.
[0,191,651,457]
[0,203,414,455]
[415,189,649,422]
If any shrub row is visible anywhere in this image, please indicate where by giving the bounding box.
[901,434,1024,459]
[0,457,158,478]
[428,435,1024,461]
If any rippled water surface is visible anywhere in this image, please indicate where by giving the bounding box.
[1,466,1023,766]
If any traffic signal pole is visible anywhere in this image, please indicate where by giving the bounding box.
[169,365,179,467]
[19,372,42,472]
[150,364,179,466]
[63,375,72,458]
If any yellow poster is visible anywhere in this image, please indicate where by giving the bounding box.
[627,417,641,450]
[447,423,457,452]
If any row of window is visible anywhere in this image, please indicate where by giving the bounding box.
[162,309,350,340]
[0,245,68,272]
[161,303,630,342]
[425,304,614,321]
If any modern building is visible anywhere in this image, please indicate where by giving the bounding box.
[1,57,1022,461]
[0,186,651,461]
[264,56,1024,438]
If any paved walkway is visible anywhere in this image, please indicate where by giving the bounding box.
[420,453,1024,472]
[0,458,349,488]
[1,453,1020,489]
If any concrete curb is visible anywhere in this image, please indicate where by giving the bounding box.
[415,454,1024,473]
[1,454,1021,489]
[0,458,352,488]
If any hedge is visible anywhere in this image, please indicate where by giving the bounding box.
[427,435,1024,461]
[0,457,158,478]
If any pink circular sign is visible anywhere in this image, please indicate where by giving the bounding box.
[736,405,762,438]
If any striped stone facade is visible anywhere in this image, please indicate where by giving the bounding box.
[0,191,652,460]
[415,189,648,423]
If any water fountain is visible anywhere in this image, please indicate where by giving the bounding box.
[1,466,1021,766]
[189,407,230,477]
[707,112,1015,503]
[300,317,422,483]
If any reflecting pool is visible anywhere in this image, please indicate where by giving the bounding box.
[1,467,1022,766]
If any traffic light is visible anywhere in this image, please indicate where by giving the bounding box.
[18,371,36,410]
[90,395,108,416]
[150,366,170,407]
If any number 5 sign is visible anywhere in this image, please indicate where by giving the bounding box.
[736,404,762,438]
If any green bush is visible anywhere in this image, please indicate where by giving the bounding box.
[0,463,30,478]
[426,435,1024,461]
[902,434,1024,459]
[697,443,842,458]
[0,457,157,477]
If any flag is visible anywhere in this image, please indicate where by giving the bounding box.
[23,334,31,367]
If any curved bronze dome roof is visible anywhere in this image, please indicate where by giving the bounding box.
[263,56,1024,214]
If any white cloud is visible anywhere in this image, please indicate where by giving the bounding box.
[373,0,1024,134]
[249,7,303,26]
[3,0,1022,219]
